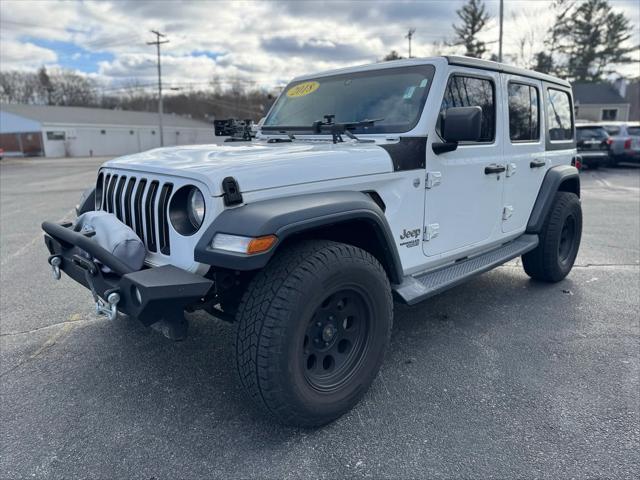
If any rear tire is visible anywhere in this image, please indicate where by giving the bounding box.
[522,191,582,282]
[234,240,393,427]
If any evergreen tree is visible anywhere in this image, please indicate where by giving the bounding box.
[549,0,637,81]
[452,0,491,59]
[533,52,554,75]
[382,50,404,61]
[37,66,53,105]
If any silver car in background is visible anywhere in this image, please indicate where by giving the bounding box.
[598,122,640,164]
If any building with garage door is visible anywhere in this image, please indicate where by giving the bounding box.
[0,103,214,158]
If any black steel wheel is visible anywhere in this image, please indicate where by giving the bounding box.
[235,240,393,427]
[558,214,577,265]
[523,191,582,282]
[303,288,372,392]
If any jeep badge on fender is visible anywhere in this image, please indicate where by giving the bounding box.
[42,56,581,427]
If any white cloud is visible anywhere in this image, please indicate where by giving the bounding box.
[0,39,57,70]
[0,0,638,88]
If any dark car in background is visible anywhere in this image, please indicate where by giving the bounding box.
[576,124,612,169]
[599,122,640,165]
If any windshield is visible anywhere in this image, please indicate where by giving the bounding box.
[264,65,435,134]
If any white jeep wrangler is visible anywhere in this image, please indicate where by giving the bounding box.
[43,56,582,427]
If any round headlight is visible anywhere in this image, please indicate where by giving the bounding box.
[169,185,206,236]
[187,187,205,228]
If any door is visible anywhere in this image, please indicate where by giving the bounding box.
[423,70,505,257]
[501,75,546,233]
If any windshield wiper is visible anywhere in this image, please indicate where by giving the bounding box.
[312,114,382,143]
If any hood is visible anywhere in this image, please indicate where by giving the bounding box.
[102,141,394,196]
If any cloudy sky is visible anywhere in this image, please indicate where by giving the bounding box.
[1,0,638,93]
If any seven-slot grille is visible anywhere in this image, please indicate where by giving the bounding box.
[97,172,173,255]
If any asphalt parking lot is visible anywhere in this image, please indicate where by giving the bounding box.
[1,157,638,479]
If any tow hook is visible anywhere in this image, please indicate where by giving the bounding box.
[49,255,62,280]
[96,291,120,322]
[76,257,120,321]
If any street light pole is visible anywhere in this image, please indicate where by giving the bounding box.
[147,30,169,147]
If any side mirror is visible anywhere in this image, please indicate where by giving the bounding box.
[432,106,483,154]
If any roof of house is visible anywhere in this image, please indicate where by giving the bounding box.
[572,82,629,105]
[0,103,212,128]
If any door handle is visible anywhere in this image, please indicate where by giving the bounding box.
[484,164,506,174]
[530,159,546,168]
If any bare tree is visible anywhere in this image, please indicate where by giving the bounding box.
[0,71,39,104]
[49,71,97,106]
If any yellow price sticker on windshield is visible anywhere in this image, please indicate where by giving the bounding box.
[287,81,320,98]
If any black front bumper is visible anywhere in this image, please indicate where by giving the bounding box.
[42,221,213,326]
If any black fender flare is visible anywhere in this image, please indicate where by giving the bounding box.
[194,191,403,283]
[526,165,580,233]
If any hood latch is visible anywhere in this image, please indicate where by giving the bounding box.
[222,177,243,206]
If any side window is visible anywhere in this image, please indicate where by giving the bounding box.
[437,75,495,142]
[546,88,573,141]
[508,83,539,142]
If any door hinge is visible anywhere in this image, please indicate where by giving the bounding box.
[425,171,442,189]
[506,163,517,177]
[424,223,440,241]
[502,205,514,220]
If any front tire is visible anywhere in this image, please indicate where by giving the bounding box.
[522,191,582,282]
[234,240,393,427]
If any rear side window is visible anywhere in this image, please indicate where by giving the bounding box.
[576,127,608,141]
[438,75,495,142]
[546,88,573,141]
[508,83,539,142]
[627,127,640,136]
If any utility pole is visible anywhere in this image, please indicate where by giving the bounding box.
[147,30,169,146]
[405,28,416,58]
[498,0,504,63]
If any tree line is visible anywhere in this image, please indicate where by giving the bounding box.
[0,67,275,122]
[384,0,638,83]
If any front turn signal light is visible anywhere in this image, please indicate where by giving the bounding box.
[247,235,278,254]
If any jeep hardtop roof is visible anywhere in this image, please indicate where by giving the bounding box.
[290,55,571,89]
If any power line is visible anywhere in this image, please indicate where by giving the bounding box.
[147,30,169,147]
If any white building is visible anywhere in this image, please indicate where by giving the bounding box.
[572,82,631,123]
[0,104,214,158]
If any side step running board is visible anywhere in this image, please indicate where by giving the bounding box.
[394,234,539,305]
